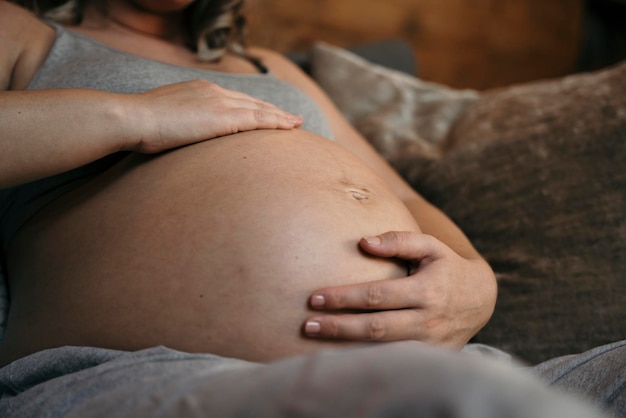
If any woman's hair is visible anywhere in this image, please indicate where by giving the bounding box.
[11,0,248,61]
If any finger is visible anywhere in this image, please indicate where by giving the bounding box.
[219,92,304,127]
[303,310,428,342]
[183,82,302,130]
[209,101,302,133]
[230,107,303,131]
[309,276,425,311]
[359,231,443,260]
[237,96,301,119]
[219,99,304,130]
[251,106,304,129]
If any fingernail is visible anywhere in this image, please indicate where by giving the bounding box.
[290,115,303,124]
[311,294,326,308]
[363,236,382,246]
[305,320,321,335]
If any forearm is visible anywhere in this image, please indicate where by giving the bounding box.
[0,89,133,188]
[0,80,305,189]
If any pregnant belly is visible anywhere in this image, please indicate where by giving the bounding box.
[2,129,420,364]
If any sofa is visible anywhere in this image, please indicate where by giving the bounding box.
[309,42,626,365]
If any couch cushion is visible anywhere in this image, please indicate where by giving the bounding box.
[311,42,479,169]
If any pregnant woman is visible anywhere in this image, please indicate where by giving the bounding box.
[0,0,496,368]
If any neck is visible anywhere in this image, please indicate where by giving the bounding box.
[83,0,184,42]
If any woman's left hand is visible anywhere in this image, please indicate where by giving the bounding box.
[302,231,497,350]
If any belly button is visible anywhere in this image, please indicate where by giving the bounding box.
[349,188,371,201]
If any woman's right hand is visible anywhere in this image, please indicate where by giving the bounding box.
[123,79,304,154]
[1,80,302,188]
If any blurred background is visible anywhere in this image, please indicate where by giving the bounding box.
[244,0,626,90]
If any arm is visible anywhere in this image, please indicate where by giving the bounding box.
[257,48,497,348]
[1,89,132,188]
[0,84,303,188]
[0,2,302,188]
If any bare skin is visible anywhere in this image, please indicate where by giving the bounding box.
[1,129,421,363]
[0,0,497,366]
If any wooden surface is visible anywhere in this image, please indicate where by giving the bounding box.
[244,0,584,89]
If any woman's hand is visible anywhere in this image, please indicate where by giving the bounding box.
[123,79,304,154]
[302,231,497,350]
[1,80,303,188]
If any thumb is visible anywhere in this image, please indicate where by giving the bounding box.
[359,231,442,260]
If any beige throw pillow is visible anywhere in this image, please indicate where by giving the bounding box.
[311,42,479,169]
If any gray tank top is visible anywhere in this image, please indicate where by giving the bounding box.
[0,23,333,254]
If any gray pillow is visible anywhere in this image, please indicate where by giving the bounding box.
[311,42,479,168]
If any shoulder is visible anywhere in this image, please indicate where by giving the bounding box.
[246,45,356,143]
[248,46,331,105]
[248,47,308,81]
[0,2,52,39]
[0,1,56,90]
[249,45,338,111]
[0,1,35,25]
